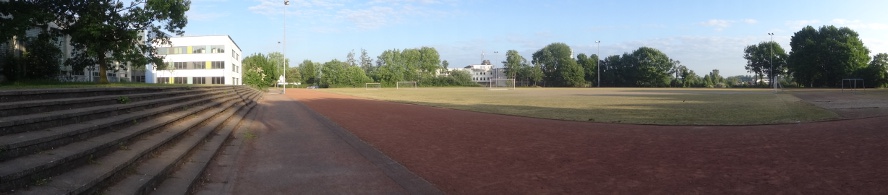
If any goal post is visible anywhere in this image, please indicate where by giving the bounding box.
[396,81,417,89]
[489,79,516,90]
[365,83,381,90]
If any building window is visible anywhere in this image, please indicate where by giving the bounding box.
[132,75,145,82]
[157,77,169,84]
[231,49,235,58]
[193,77,206,84]
[169,46,186,54]
[211,77,224,84]
[174,77,187,84]
[193,46,206,54]
[232,64,236,72]
[157,47,168,55]
[211,45,225,53]
[190,61,203,69]
[174,62,187,69]
[212,61,224,69]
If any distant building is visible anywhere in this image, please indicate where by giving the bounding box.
[148,35,242,85]
[439,60,506,85]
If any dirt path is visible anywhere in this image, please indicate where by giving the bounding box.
[291,88,888,194]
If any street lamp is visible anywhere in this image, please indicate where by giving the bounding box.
[596,41,601,87]
[281,0,289,94]
[768,32,774,89]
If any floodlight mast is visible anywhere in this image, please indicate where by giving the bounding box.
[768,32,774,90]
[281,0,289,94]
[596,41,601,87]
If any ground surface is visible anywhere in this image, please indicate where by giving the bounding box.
[292,88,888,194]
[323,88,841,125]
[197,93,440,195]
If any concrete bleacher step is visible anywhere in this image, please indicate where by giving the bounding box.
[0,87,217,118]
[104,91,259,195]
[0,86,220,103]
[0,89,228,136]
[0,90,232,161]
[0,93,240,192]
[0,86,263,194]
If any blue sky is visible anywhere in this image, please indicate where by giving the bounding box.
[183,0,888,76]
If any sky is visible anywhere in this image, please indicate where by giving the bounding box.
[182,0,888,76]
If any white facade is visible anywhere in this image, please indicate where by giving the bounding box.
[147,35,242,85]
[443,64,506,84]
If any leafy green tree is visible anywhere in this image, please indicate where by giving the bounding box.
[346,49,357,67]
[360,48,373,75]
[39,0,190,83]
[1,33,62,82]
[788,25,871,87]
[859,53,888,88]
[502,50,526,79]
[576,53,598,86]
[298,59,320,86]
[268,52,288,82]
[242,53,278,89]
[744,41,788,86]
[286,66,301,85]
[631,47,675,87]
[531,42,584,87]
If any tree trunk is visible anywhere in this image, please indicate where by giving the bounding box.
[97,55,109,84]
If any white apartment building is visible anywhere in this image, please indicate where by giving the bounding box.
[147,35,242,85]
[443,60,506,85]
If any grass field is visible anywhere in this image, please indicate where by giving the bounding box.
[323,87,843,125]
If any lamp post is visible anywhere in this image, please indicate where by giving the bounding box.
[768,32,774,89]
[281,0,289,94]
[595,40,601,87]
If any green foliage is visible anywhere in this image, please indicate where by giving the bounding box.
[744,41,788,86]
[320,59,372,88]
[39,0,192,83]
[242,53,279,89]
[576,53,599,86]
[858,53,888,88]
[371,47,442,86]
[599,47,676,87]
[788,25,871,87]
[532,43,585,87]
[117,96,131,104]
[299,60,321,86]
[1,34,62,82]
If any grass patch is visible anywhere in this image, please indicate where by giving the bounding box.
[242,130,257,141]
[324,87,842,125]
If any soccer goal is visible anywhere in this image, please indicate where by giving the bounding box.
[396,81,417,89]
[489,79,516,90]
[365,83,381,90]
[841,78,866,92]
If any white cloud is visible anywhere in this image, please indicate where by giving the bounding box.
[700,19,733,31]
[743,19,758,24]
[248,0,451,32]
[338,6,397,30]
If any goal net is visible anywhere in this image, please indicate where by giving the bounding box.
[365,83,381,90]
[489,79,516,90]
[396,81,417,89]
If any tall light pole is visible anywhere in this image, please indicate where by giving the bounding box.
[281,0,289,94]
[596,41,601,87]
[768,32,774,89]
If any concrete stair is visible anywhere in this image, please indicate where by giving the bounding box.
[0,85,263,194]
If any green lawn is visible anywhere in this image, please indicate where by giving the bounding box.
[323,87,840,125]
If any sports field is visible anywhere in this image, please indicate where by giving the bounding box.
[322,87,865,125]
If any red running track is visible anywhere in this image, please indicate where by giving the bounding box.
[289,89,888,194]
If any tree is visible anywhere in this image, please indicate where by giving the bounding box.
[268,52,288,81]
[286,66,301,85]
[531,42,584,87]
[360,48,373,75]
[242,53,278,89]
[298,59,320,86]
[0,0,56,42]
[859,53,888,88]
[788,25,871,87]
[37,0,190,84]
[1,33,62,82]
[502,50,526,79]
[346,49,357,67]
[744,41,788,86]
[631,47,675,87]
[576,53,598,86]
